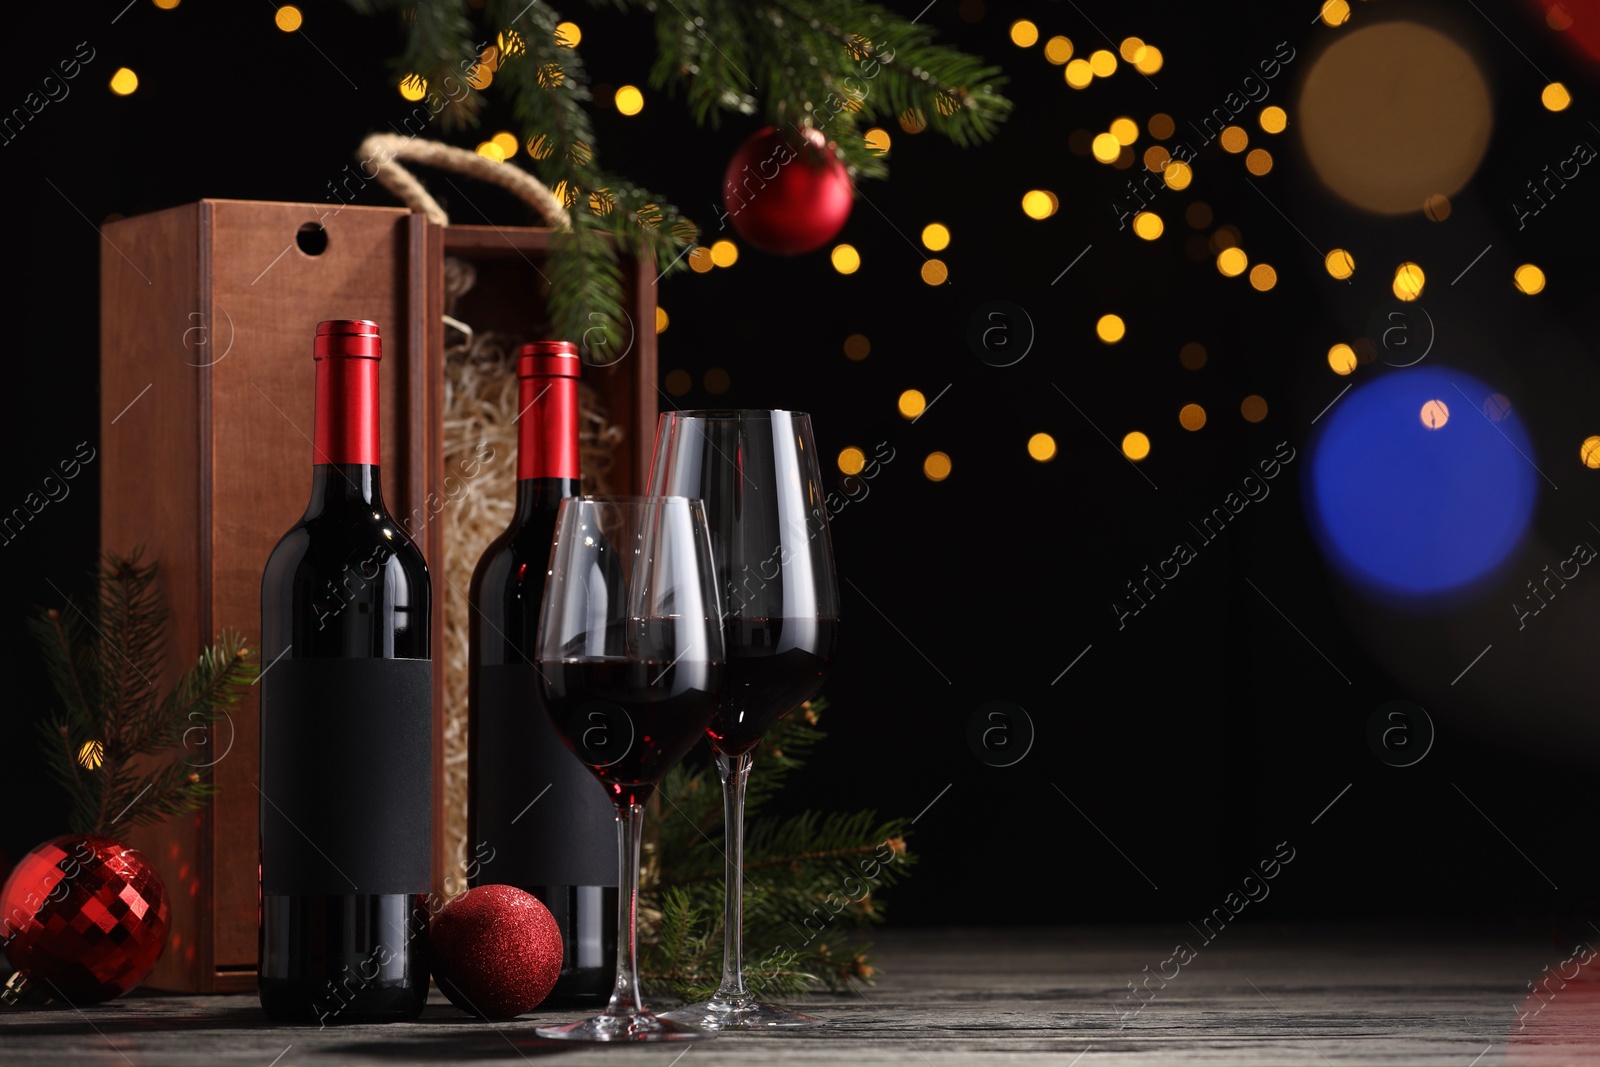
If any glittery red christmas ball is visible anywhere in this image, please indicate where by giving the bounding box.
[0,834,169,1005]
[722,125,853,255]
[431,885,563,1019]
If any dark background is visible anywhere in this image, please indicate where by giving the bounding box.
[5,0,1600,931]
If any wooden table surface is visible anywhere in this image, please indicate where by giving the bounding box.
[2,924,1593,1066]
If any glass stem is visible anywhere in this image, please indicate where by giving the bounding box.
[714,750,754,1002]
[606,800,647,1017]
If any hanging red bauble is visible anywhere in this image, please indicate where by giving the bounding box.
[0,834,169,1005]
[431,884,563,1019]
[722,125,853,255]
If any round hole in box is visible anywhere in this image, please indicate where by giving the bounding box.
[296,222,328,256]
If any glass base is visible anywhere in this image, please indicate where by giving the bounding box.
[660,994,820,1030]
[536,1009,713,1042]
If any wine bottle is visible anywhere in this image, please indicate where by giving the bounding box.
[259,319,432,1025]
[468,341,619,1007]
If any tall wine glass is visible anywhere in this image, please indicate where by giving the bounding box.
[648,410,841,1029]
[534,496,725,1043]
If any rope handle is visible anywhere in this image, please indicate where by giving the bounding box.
[357,133,572,231]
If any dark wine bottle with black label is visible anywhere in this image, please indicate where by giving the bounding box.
[468,341,619,1008]
[259,319,432,1025]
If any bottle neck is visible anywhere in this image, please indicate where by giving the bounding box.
[513,476,579,519]
[306,463,383,515]
[518,373,579,481]
[314,355,381,467]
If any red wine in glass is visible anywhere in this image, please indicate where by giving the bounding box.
[709,618,838,755]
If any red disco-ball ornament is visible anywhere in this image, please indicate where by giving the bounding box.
[722,126,853,255]
[0,834,170,1005]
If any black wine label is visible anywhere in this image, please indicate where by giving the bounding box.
[261,658,432,895]
[475,663,618,887]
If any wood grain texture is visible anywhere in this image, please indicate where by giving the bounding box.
[0,926,1572,1065]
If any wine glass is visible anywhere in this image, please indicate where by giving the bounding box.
[648,410,841,1030]
[534,496,725,1043]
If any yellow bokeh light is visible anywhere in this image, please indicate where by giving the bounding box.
[1089,49,1118,77]
[1162,160,1192,190]
[1010,19,1040,47]
[920,259,949,285]
[655,306,669,334]
[1096,314,1126,343]
[844,333,871,361]
[615,85,644,116]
[498,29,527,57]
[77,739,104,770]
[865,127,891,152]
[1120,37,1145,62]
[1260,106,1288,134]
[1514,263,1546,294]
[899,108,927,133]
[831,244,861,274]
[1249,263,1277,291]
[1241,395,1269,423]
[1245,148,1273,175]
[490,131,518,159]
[1122,431,1151,461]
[1149,113,1175,139]
[923,452,953,481]
[1220,126,1249,153]
[1321,0,1351,27]
[710,239,739,267]
[1393,261,1425,301]
[1217,247,1249,277]
[1044,36,1074,64]
[898,389,927,419]
[1328,343,1357,375]
[1325,248,1355,280]
[476,141,506,162]
[1582,436,1600,469]
[1135,45,1164,75]
[1028,432,1057,461]
[1132,211,1164,240]
[1143,145,1172,172]
[399,74,427,101]
[1419,399,1450,429]
[1423,193,1452,221]
[688,246,714,273]
[921,223,950,251]
[1179,403,1207,431]
[275,5,302,31]
[109,67,138,95]
[555,21,581,47]
[1021,189,1058,219]
[1092,132,1121,163]
[1543,82,1572,112]
[1064,59,1094,89]
[1110,117,1139,146]
[466,63,493,90]
[153,0,180,8]
[838,447,866,476]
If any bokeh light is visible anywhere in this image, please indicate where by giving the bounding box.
[1298,22,1492,214]
[1321,0,1351,26]
[1325,248,1356,280]
[153,0,180,8]
[921,223,950,251]
[831,244,861,274]
[704,367,730,395]
[555,20,581,46]
[1249,264,1277,290]
[1120,37,1145,62]
[1306,367,1538,598]
[923,452,953,481]
[110,68,139,95]
[1328,343,1358,375]
[274,5,302,31]
[1132,212,1163,240]
[1583,436,1600,469]
[920,259,949,285]
[844,333,871,361]
[1217,247,1248,277]
[1514,263,1546,294]
[1220,126,1249,153]
[1180,342,1207,370]
[1021,189,1059,219]
[1135,46,1163,74]
[1065,59,1093,88]
[1241,395,1268,423]
[1260,106,1288,133]
[1122,432,1151,461]
[77,739,104,769]
[1423,193,1452,221]
[615,85,644,115]
[1044,36,1074,64]
[1419,399,1450,429]
[838,447,866,475]
[490,131,518,158]
[1089,49,1117,77]
[688,247,714,273]
[1092,132,1121,163]
[1097,314,1126,343]
[900,108,928,133]
[898,389,927,419]
[1179,404,1207,431]
[1163,161,1192,190]
[1393,261,1425,301]
[1245,148,1273,175]
[710,239,738,267]
[655,307,669,334]
[1028,433,1057,461]
[865,127,891,152]
[1543,82,1572,111]
[664,368,691,395]
[1143,145,1171,172]
[1149,113,1175,139]
[1010,19,1039,47]
[1110,117,1139,145]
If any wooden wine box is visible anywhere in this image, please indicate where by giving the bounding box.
[99,198,657,992]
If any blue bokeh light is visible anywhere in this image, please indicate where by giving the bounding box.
[1306,367,1538,598]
